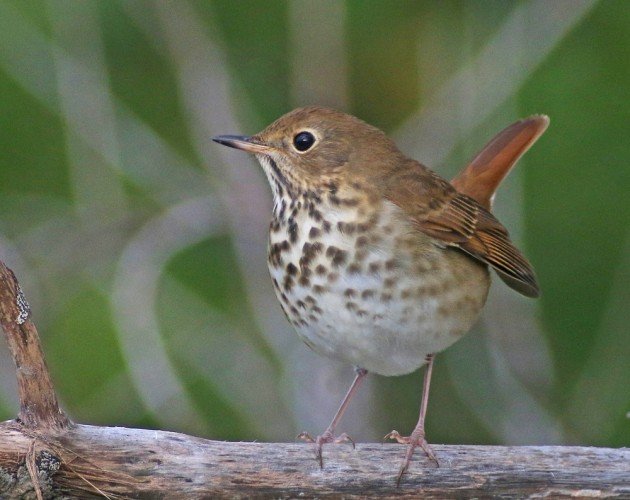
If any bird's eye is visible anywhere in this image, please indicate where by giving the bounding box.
[293,131,316,152]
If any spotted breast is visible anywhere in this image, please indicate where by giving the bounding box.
[267,182,490,376]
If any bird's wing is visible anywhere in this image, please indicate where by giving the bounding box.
[451,115,549,209]
[384,163,540,297]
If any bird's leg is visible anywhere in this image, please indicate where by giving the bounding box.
[298,367,368,468]
[384,354,439,485]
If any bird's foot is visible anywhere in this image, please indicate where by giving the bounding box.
[298,429,355,468]
[384,429,439,486]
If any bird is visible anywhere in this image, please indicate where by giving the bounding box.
[212,106,548,484]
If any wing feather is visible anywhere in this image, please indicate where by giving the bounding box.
[385,161,540,298]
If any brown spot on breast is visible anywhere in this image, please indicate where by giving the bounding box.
[361,289,375,299]
[369,262,381,274]
[347,263,361,274]
[346,301,358,312]
[283,276,294,292]
[380,293,393,302]
[337,221,357,235]
[322,220,332,233]
[301,242,323,270]
[385,258,399,271]
[302,242,323,258]
[401,288,412,299]
[298,276,311,287]
[355,236,369,248]
[327,272,339,283]
[315,264,327,276]
[325,246,348,267]
[332,250,348,267]
[286,263,298,276]
[312,305,323,315]
[269,242,288,267]
[305,295,317,305]
[311,209,323,222]
[384,277,396,288]
[278,200,287,219]
[344,288,357,298]
[288,220,299,243]
[313,285,327,294]
[309,227,321,239]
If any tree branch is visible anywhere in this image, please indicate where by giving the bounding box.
[0,259,628,498]
[0,261,68,430]
[0,424,628,498]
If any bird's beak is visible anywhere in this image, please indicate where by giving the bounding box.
[212,135,273,154]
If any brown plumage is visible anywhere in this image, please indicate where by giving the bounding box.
[384,158,540,297]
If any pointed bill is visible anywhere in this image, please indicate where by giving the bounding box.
[212,135,273,155]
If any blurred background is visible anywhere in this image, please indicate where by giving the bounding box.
[0,0,628,449]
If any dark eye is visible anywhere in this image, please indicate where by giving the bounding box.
[293,131,316,152]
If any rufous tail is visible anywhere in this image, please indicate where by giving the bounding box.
[451,116,549,210]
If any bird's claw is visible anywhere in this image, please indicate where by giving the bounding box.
[385,429,439,486]
[297,429,356,469]
[297,431,315,443]
[332,432,355,448]
[383,429,410,444]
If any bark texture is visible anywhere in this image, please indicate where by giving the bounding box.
[0,424,628,498]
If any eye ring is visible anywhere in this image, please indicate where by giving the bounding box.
[293,131,316,152]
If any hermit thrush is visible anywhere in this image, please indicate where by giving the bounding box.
[213,107,547,483]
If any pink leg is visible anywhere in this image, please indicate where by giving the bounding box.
[298,367,368,468]
[385,354,439,485]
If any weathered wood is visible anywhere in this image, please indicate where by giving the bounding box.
[0,261,69,431]
[0,422,628,498]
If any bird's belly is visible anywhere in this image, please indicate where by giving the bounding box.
[268,202,490,376]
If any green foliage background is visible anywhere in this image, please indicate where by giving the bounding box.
[0,0,627,449]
